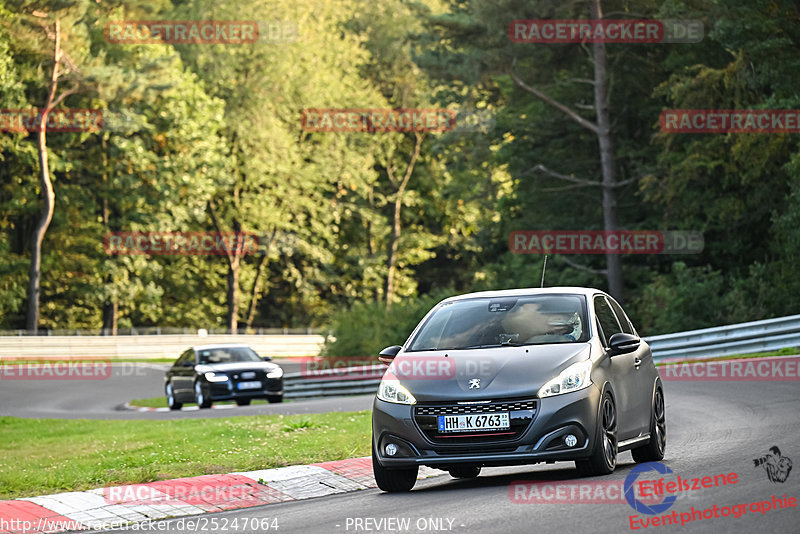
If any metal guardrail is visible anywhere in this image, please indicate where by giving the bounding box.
[283,364,383,399]
[0,327,325,336]
[282,315,800,398]
[645,314,800,361]
[0,334,326,359]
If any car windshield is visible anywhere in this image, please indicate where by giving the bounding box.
[408,295,589,351]
[197,347,261,364]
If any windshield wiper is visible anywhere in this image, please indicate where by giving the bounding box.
[458,341,523,349]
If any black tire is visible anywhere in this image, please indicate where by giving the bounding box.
[632,387,666,463]
[449,466,481,479]
[268,395,283,404]
[235,399,251,406]
[165,383,182,411]
[576,392,617,477]
[194,380,213,409]
[372,441,418,492]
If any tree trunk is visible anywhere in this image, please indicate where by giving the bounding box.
[101,137,118,335]
[102,300,118,335]
[510,1,625,300]
[383,133,423,309]
[245,252,268,329]
[384,196,402,309]
[26,20,61,333]
[227,257,240,333]
[26,132,55,332]
[591,0,624,301]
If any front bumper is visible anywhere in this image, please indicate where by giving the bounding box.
[372,384,601,469]
[207,378,283,400]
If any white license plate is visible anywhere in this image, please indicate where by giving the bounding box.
[237,381,262,390]
[437,412,510,433]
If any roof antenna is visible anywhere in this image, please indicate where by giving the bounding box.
[540,254,548,288]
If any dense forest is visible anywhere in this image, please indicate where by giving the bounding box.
[1,0,799,349]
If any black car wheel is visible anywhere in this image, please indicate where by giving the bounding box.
[194,380,213,409]
[632,387,666,462]
[372,441,418,492]
[165,382,182,411]
[449,466,481,479]
[576,392,617,476]
[268,395,283,404]
[235,399,251,406]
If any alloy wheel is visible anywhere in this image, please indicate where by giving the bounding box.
[601,395,617,469]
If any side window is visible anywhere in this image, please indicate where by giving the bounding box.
[594,296,622,347]
[607,298,635,335]
[176,350,193,366]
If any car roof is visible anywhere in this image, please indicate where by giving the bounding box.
[439,286,607,304]
[192,344,253,351]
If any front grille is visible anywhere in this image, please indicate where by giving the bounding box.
[413,398,537,445]
[415,400,536,416]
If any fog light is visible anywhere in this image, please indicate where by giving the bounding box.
[564,434,578,447]
[385,443,398,456]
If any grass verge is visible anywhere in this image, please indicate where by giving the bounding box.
[0,410,370,500]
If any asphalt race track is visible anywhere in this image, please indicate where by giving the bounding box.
[84,379,800,534]
[0,362,373,419]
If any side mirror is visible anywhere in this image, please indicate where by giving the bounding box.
[378,345,402,365]
[261,355,272,362]
[608,333,640,355]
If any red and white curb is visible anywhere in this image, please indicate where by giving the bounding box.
[0,459,441,534]
[121,402,237,412]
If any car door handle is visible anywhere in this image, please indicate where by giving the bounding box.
[634,357,642,367]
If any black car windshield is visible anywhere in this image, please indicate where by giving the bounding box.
[197,347,261,364]
[408,295,589,351]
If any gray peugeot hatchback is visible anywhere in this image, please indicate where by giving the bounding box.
[372,287,665,492]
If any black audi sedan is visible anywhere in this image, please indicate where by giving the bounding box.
[165,344,283,409]
[372,287,665,491]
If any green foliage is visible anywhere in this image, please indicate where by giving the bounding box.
[323,287,455,357]
[0,0,799,334]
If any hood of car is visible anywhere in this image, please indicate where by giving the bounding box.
[195,361,280,373]
[385,343,591,402]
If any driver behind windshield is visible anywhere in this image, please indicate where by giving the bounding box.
[500,303,582,343]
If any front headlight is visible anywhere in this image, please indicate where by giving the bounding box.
[538,359,593,398]
[204,372,229,383]
[267,367,283,379]
[377,380,417,405]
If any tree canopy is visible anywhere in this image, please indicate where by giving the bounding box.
[1,0,798,339]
